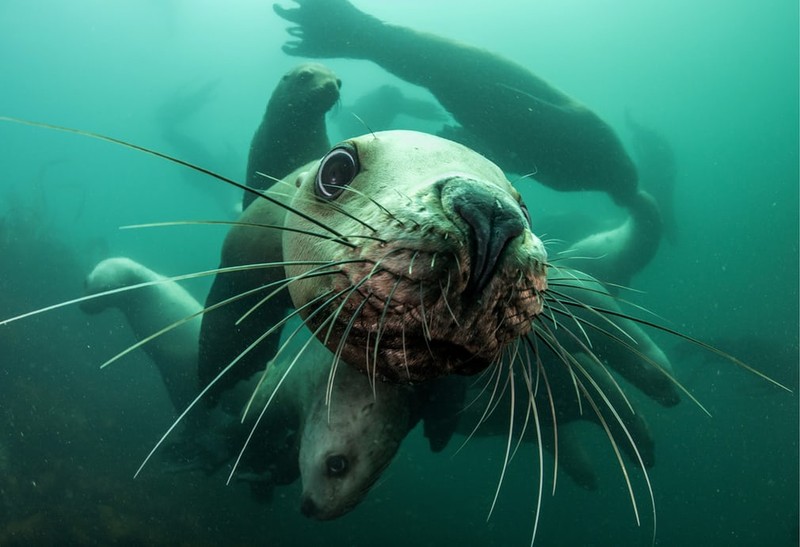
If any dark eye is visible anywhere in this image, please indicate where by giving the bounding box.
[316,144,359,200]
[520,201,531,227]
[326,454,349,477]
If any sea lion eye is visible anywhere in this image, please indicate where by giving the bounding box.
[316,144,359,200]
[325,454,349,477]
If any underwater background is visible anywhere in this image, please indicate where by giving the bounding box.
[0,0,797,545]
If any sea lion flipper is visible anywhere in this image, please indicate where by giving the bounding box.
[273,0,381,58]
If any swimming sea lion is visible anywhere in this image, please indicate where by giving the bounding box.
[81,256,446,517]
[332,83,448,140]
[205,129,679,407]
[243,62,341,209]
[199,63,340,401]
[273,0,640,208]
[80,257,199,411]
[220,129,548,386]
[247,337,420,520]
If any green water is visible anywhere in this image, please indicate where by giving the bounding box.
[0,1,797,545]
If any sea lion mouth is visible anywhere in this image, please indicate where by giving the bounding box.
[304,233,547,383]
[282,132,549,384]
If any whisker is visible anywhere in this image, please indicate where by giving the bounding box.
[453,355,507,457]
[229,311,337,485]
[544,308,711,416]
[130,289,328,480]
[0,116,351,240]
[518,354,545,547]
[544,289,637,344]
[0,260,330,327]
[269,188,379,234]
[235,259,365,326]
[336,183,407,228]
[486,352,516,522]
[551,296,792,392]
[523,335,559,495]
[121,219,387,246]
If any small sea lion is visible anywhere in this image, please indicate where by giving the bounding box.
[243,62,341,209]
[81,257,447,517]
[198,63,340,400]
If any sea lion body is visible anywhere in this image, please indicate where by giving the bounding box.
[80,257,199,411]
[201,128,678,407]
[244,62,341,209]
[199,63,340,399]
[81,257,428,516]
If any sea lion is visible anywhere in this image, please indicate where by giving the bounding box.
[332,84,448,141]
[625,111,679,244]
[273,0,640,208]
[198,63,340,401]
[247,337,420,520]
[81,256,447,517]
[204,129,679,407]
[243,62,341,209]
[80,257,198,412]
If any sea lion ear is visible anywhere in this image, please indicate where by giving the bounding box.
[315,143,360,200]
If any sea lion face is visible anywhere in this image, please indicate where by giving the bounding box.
[271,62,341,116]
[298,376,413,520]
[283,130,548,383]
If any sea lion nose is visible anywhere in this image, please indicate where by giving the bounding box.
[451,183,524,295]
[300,496,319,518]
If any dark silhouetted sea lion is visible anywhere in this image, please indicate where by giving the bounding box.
[273,0,640,208]
[198,63,340,400]
[243,62,341,209]
[332,83,448,140]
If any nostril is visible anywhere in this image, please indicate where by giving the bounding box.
[300,497,318,518]
[452,186,524,296]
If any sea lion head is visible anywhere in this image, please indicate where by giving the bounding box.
[282,130,548,383]
[298,369,414,520]
[80,257,150,314]
[268,62,341,117]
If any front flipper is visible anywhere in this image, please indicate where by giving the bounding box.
[273,0,381,59]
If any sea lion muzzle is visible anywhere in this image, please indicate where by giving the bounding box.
[444,177,526,296]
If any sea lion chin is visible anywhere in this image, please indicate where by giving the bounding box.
[282,130,548,383]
